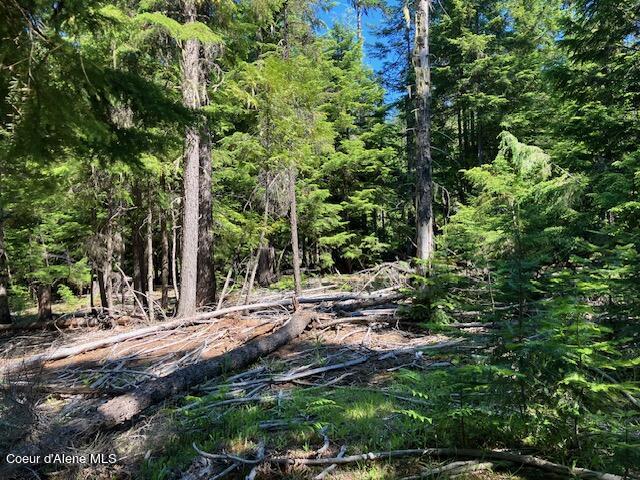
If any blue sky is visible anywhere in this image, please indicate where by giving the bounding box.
[315,0,388,73]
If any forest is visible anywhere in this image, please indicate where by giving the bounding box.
[0,0,639,479]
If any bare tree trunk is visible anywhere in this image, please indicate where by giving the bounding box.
[177,0,201,317]
[97,269,108,311]
[132,183,148,307]
[404,0,414,174]
[288,168,302,305]
[161,210,170,310]
[413,0,434,263]
[37,284,52,322]
[90,272,96,316]
[103,219,114,312]
[171,197,180,303]
[197,126,215,306]
[0,214,11,324]
[146,196,155,322]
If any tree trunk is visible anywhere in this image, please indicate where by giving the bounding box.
[413,0,434,263]
[171,198,180,303]
[257,246,275,286]
[146,196,155,322]
[288,168,302,304]
[161,210,170,309]
[97,269,108,311]
[90,272,96,316]
[36,284,52,322]
[177,0,201,318]
[197,126,216,306]
[103,219,114,312]
[0,215,11,324]
[132,183,148,307]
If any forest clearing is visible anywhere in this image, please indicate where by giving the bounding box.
[1,0,639,479]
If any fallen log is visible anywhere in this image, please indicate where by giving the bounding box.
[1,310,317,477]
[446,322,496,329]
[329,291,404,312]
[97,309,317,427]
[1,289,399,375]
[0,314,136,333]
[196,446,624,480]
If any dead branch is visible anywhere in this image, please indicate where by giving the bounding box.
[1,289,401,375]
[187,445,623,480]
[313,445,346,480]
[268,448,624,480]
[0,311,317,477]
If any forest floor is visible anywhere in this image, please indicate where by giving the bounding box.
[0,274,571,480]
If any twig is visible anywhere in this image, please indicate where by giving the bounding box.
[401,460,495,479]
[193,443,262,465]
[316,427,330,457]
[314,445,347,480]
[245,442,265,480]
[210,462,239,480]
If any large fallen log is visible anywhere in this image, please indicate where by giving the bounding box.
[1,289,399,375]
[1,310,317,477]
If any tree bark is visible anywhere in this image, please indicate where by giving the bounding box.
[36,284,52,322]
[146,194,155,322]
[257,246,275,286]
[103,217,114,312]
[132,183,148,307]
[97,268,108,311]
[413,0,434,263]
[197,126,216,306]
[161,209,170,310]
[0,214,11,324]
[177,0,201,317]
[288,168,302,304]
[171,197,180,303]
